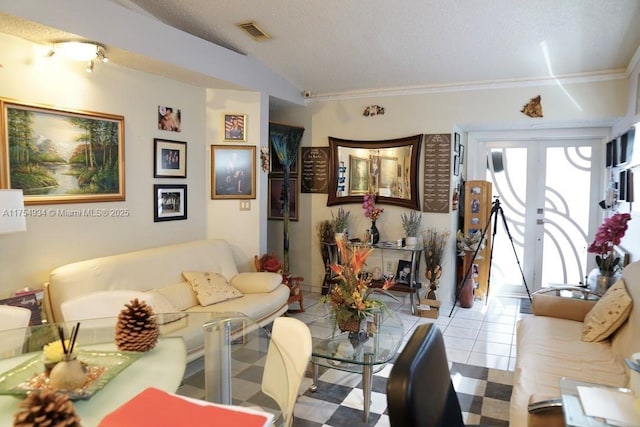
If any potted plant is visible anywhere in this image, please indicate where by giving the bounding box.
[587,212,631,293]
[401,211,422,246]
[320,238,395,339]
[422,227,450,300]
[332,207,350,240]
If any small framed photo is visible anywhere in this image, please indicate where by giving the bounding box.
[268,177,298,221]
[223,113,247,142]
[459,144,465,165]
[158,105,181,132]
[454,132,461,153]
[211,145,256,199]
[154,139,186,178]
[395,260,413,285]
[453,154,460,176]
[154,184,187,222]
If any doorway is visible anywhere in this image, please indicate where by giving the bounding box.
[469,130,605,297]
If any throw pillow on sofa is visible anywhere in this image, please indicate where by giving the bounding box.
[582,278,632,342]
[182,271,243,306]
[146,289,188,325]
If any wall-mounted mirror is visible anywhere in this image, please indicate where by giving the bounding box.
[327,134,423,209]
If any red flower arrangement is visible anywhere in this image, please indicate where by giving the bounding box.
[587,212,631,275]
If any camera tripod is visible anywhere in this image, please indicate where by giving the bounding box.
[449,197,532,317]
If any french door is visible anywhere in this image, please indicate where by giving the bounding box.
[471,131,604,297]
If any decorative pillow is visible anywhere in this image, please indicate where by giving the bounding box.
[582,278,632,342]
[182,271,243,306]
[146,289,187,325]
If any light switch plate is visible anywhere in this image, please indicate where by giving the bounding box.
[240,200,250,211]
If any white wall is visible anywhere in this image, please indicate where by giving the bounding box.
[273,78,629,303]
[0,33,210,296]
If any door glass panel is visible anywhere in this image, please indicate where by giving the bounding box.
[486,148,528,295]
[540,146,592,286]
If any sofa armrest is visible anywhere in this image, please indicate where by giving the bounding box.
[231,272,283,294]
[531,293,597,322]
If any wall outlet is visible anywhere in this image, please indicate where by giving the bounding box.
[240,200,250,211]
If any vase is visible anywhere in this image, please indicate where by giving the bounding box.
[48,354,88,390]
[587,268,621,295]
[370,221,380,245]
[459,251,476,308]
[406,236,418,246]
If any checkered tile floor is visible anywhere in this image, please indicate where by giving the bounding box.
[177,346,512,427]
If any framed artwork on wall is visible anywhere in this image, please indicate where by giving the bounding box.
[154,139,186,178]
[211,145,256,199]
[0,99,125,205]
[153,184,187,222]
[223,114,247,142]
[268,177,298,221]
[157,105,181,132]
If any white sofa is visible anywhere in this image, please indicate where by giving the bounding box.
[43,239,290,361]
[510,260,640,427]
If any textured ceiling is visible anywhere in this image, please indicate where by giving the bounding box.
[1,0,640,99]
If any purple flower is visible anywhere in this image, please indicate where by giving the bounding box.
[587,213,631,274]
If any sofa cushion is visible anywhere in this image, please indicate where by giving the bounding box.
[155,282,199,311]
[582,279,632,342]
[231,272,283,294]
[147,289,188,324]
[182,271,243,306]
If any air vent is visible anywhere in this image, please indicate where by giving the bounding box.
[236,21,271,41]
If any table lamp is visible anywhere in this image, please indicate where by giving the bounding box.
[0,189,27,234]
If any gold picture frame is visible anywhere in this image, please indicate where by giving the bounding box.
[0,99,125,205]
[223,113,247,142]
[211,145,256,199]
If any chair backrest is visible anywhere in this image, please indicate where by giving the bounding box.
[387,323,465,427]
[0,305,32,357]
[60,290,153,326]
[262,317,312,427]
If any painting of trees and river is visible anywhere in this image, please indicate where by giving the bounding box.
[2,102,125,204]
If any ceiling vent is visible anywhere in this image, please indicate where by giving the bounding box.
[236,21,271,41]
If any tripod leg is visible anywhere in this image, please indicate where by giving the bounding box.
[497,206,532,301]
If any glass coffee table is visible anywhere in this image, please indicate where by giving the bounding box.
[308,311,403,422]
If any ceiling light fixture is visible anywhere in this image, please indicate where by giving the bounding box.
[50,41,109,71]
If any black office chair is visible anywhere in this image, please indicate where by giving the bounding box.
[387,323,465,427]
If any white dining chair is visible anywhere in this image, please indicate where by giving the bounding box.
[0,305,32,357]
[60,290,153,328]
[261,317,312,427]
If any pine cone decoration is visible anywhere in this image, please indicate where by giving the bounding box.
[114,298,159,352]
[14,390,81,427]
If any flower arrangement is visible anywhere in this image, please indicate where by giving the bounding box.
[401,211,422,237]
[321,237,394,330]
[587,212,631,275]
[423,228,450,298]
[456,230,486,256]
[332,207,350,234]
[362,192,383,221]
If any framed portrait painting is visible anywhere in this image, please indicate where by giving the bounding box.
[211,145,256,199]
[395,260,413,285]
[154,139,186,178]
[154,184,187,222]
[223,114,247,142]
[0,99,125,205]
[268,177,298,221]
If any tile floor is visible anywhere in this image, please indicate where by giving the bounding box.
[291,290,531,372]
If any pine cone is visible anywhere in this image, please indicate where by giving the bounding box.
[14,390,81,427]
[114,298,159,352]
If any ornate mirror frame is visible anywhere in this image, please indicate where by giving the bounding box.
[327,134,423,209]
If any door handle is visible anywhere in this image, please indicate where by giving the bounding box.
[536,219,546,225]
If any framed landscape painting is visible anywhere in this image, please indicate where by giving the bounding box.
[0,99,125,205]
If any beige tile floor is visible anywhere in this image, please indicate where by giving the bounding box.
[293,290,531,372]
